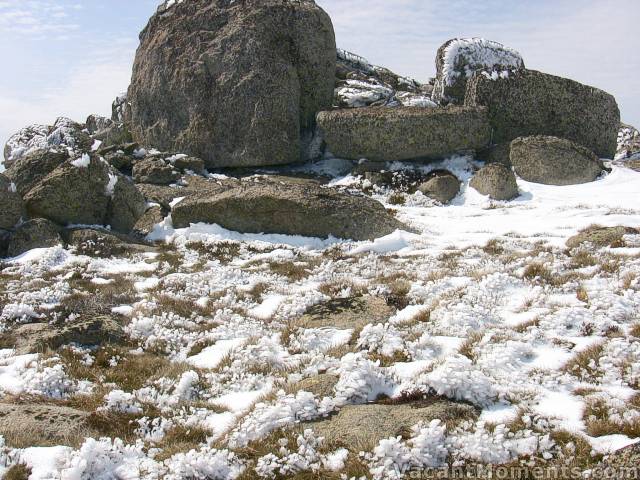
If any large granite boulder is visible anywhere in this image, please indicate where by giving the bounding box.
[432,38,524,105]
[127,0,336,168]
[6,218,63,257]
[24,155,146,233]
[171,176,405,240]
[317,106,491,162]
[470,163,519,200]
[510,136,605,185]
[0,174,23,230]
[5,148,70,197]
[465,69,620,158]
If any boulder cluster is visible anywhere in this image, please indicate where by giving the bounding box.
[0,0,633,257]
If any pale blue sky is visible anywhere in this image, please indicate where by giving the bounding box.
[1,0,638,148]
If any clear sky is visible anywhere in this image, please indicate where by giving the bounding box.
[1,0,638,149]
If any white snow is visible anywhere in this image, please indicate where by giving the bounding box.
[187,338,247,369]
[70,153,91,168]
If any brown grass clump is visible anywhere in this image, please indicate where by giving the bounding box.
[630,324,640,338]
[457,331,486,362]
[154,425,211,461]
[3,465,32,480]
[522,262,554,284]
[187,241,240,265]
[388,193,406,205]
[584,394,640,438]
[563,342,606,381]
[482,238,505,256]
[576,285,589,303]
[569,250,597,269]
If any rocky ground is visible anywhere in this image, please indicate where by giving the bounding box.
[1,154,640,479]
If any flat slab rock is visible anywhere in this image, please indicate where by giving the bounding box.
[317,106,491,162]
[308,398,477,452]
[298,296,394,332]
[171,177,406,241]
[0,402,95,447]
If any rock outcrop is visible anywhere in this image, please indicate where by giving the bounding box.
[3,118,91,168]
[132,158,180,185]
[0,174,23,230]
[616,123,640,160]
[432,38,525,105]
[5,148,70,196]
[171,176,404,240]
[6,218,62,257]
[465,69,620,158]
[127,0,336,168]
[335,49,435,109]
[24,154,146,233]
[470,163,519,200]
[317,106,491,161]
[510,136,605,185]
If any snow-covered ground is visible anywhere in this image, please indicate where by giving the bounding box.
[1,156,639,479]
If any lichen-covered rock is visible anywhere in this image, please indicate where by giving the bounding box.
[0,402,95,447]
[432,38,524,105]
[317,106,490,162]
[3,117,92,168]
[476,143,512,167]
[85,114,114,134]
[470,163,519,200]
[128,0,336,168]
[616,122,640,160]
[465,69,620,158]
[112,93,130,123]
[106,177,148,233]
[166,154,205,174]
[510,136,604,185]
[566,225,638,249]
[133,158,179,185]
[418,170,460,204]
[0,174,23,230]
[5,148,70,196]
[133,206,164,237]
[24,155,145,233]
[171,176,405,240]
[91,122,133,148]
[6,218,62,257]
[310,399,477,451]
[66,228,154,257]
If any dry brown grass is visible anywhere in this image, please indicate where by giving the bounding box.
[569,250,597,269]
[187,241,240,265]
[268,260,317,281]
[584,394,640,438]
[3,465,31,480]
[512,317,540,333]
[522,263,554,284]
[458,330,484,361]
[630,324,640,338]
[482,238,505,256]
[233,427,370,480]
[576,285,589,303]
[154,425,211,461]
[563,342,606,380]
[388,193,406,205]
